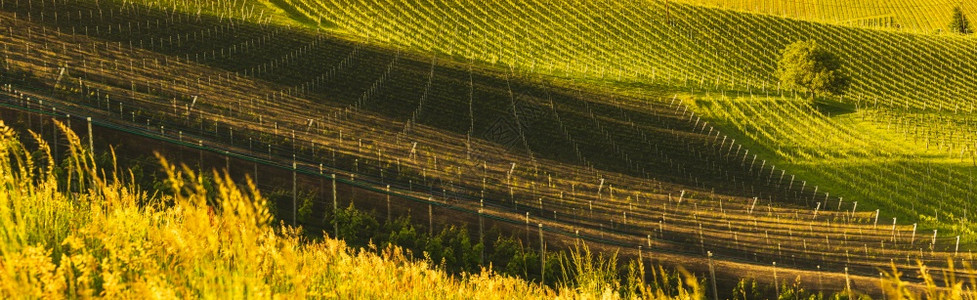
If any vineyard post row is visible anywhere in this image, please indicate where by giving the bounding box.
[0,82,972,281]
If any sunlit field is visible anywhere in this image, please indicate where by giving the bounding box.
[4,0,977,298]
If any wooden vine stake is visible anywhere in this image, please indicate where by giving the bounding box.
[773,261,779,295]
[292,158,297,225]
[332,173,337,237]
[708,251,718,300]
[538,223,545,286]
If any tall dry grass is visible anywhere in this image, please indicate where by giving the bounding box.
[0,120,703,299]
[880,259,977,300]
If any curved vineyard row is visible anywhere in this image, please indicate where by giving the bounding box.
[690,96,977,238]
[676,0,976,34]
[283,0,977,112]
[2,0,976,295]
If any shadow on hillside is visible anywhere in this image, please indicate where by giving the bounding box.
[813,97,857,116]
[1,0,808,204]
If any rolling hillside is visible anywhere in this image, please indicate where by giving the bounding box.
[1,0,976,297]
[288,0,977,110]
[273,0,977,232]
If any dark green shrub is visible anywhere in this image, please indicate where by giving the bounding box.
[731,278,766,300]
[384,215,420,250]
[296,191,316,224]
[334,203,379,245]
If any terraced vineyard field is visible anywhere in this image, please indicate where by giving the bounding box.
[678,0,975,33]
[690,96,977,236]
[2,0,977,298]
[294,0,977,110]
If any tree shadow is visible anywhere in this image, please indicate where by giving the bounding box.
[812,97,857,116]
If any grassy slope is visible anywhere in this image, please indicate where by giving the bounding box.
[0,121,707,299]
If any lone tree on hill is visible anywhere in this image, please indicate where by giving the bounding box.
[950,6,972,34]
[776,40,850,97]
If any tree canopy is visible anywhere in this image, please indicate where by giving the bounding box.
[776,40,850,97]
[950,6,972,34]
